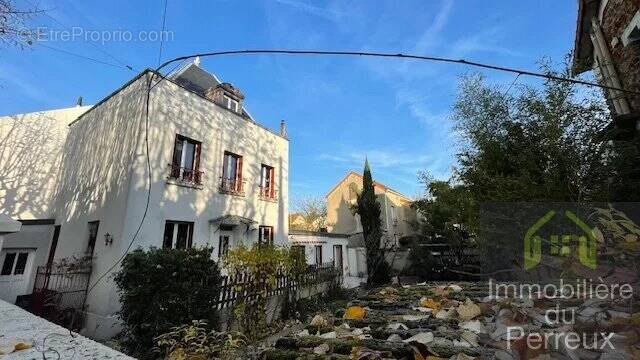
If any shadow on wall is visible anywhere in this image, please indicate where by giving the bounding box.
[0,113,68,219]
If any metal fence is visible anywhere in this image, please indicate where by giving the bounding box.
[30,266,91,330]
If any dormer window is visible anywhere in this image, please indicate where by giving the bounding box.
[223,94,239,112]
[204,82,245,115]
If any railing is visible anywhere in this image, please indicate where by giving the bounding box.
[30,266,91,330]
[215,263,338,310]
[258,186,278,201]
[167,163,203,185]
[219,177,245,196]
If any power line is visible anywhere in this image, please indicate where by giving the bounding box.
[38,42,130,70]
[86,47,640,300]
[155,50,640,96]
[23,0,135,71]
[157,0,168,66]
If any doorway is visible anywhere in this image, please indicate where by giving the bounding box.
[0,248,36,303]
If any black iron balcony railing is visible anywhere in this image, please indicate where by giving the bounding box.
[258,186,278,201]
[219,177,245,196]
[167,163,203,185]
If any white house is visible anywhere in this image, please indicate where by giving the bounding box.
[0,60,289,339]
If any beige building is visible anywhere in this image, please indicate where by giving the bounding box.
[325,171,417,247]
[0,60,289,338]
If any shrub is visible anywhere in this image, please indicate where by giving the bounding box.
[113,247,221,358]
[222,244,306,339]
[155,320,246,359]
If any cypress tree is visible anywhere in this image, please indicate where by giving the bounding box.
[357,159,390,284]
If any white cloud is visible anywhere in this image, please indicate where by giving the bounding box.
[273,0,346,21]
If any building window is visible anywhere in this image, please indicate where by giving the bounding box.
[223,95,239,112]
[87,221,100,256]
[622,11,640,47]
[390,205,397,226]
[315,245,323,265]
[169,135,202,185]
[220,151,243,195]
[259,164,276,200]
[163,221,194,249]
[258,226,274,245]
[218,235,230,258]
[1,252,28,276]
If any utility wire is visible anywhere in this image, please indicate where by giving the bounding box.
[23,0,135,71]
[154,50,640,96]
[38,43,129,70]
[86,47,640,307]
[157,0,168,66]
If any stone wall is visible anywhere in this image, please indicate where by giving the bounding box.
[601,0,640,112]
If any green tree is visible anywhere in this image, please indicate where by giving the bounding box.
[356,159,390,284]
[418,56,640,275]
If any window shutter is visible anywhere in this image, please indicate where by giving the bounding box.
[222,153,229,179]
[194,143,201,171]
[172,136,183,166]
[236,156,243,191]
[270,167,276,198]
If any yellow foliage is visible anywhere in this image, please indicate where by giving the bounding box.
[343,306,366,320]
[419,298,441,312]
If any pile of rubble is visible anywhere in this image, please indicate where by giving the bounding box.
[262,282,639,359]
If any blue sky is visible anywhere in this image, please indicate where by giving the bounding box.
[1,0,578,201]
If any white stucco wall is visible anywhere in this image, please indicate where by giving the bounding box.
[288,233,349,275]
[47,71,289,339]
[0,106,91,220]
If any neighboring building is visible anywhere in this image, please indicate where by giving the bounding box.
[289,212,326,231]
[325,171,418,248]
[0,60,289,338]
[287,229,363,288]
[573,0,640,139]
[289,213,307,229]
[0,106,91,305]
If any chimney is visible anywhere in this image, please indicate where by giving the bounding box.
[76,96,83,107]
[279,120,288,138]
[204,82,244,114]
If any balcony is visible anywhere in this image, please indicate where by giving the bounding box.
[167,163,203,187]
[258,186,278,202]
[219,177,245,196]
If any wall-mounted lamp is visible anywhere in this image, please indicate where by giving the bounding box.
[104,233,114,246]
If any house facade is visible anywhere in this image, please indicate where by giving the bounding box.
[325,171,418,248]
[0,61,289,338]
[573,0,640,139]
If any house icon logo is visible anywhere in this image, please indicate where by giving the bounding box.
[524,210,597,270]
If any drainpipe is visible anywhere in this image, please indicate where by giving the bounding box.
[591,18,632,115]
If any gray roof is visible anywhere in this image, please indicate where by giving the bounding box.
[169,63,255,121]
[170,63,221,94]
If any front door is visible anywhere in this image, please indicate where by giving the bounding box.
[218,231,233,259]
[333,245,343,273]
[0,248,35,303]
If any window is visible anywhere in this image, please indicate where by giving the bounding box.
[223,94,239,112]
[163,221,194,249]
[87,221,100,255]
[1,252,29,276]
[14,253,28,275]
[622,11,640,47]
[218,235,230,258]
[170,134,202,184]
[333,245,343,271]
[314,245,322,265]
[258,226,274,245]
[259,164,276,200]
[221,151,243,194]
[390,205,397,226]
